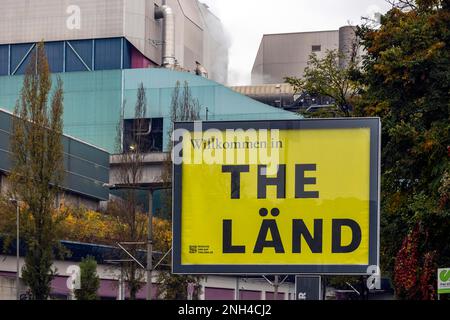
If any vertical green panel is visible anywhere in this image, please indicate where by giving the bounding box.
[0,70,122,153]
[123,69,300,152]
[1,68,299,154]
[60,70,122,153]
[0,75,23,112]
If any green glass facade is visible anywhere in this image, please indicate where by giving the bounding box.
[0,68,299,153]
[0,109,109,201]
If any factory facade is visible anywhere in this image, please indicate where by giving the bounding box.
[251,26,359,85]
[229,26,359,111]
[0,109,110,210]
[0,0,300,300]
[0,0,230,84]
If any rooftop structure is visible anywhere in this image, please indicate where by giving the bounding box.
[251,26,358,85]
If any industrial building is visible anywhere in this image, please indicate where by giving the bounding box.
[230,83,335,112]
[0,0,302,300]
[228,26,358,112]
[0,0,298,154]
[0,109,109,210]
[0,0,230,84]
[251,26,359,85]
[0,239,295,300]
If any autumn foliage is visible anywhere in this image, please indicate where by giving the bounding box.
[394,225,437,300]
[356,0,449,299]
[0,200,172,253]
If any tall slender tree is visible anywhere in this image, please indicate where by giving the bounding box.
[157,81,202,300]
[9,42,64,300]
[110,83,149,299]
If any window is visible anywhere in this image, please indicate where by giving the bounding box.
[312,45,321,52]
[123,118,163,153]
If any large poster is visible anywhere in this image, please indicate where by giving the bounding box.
[172,118,380,274]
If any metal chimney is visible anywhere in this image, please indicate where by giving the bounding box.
[155,5,176,69]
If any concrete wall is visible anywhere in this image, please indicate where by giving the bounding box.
[338,26,362,69]
[0,275,16,300]
[109,152,167,186]
[0,255,294,300]
[0,274,28,300]
[251,30,339,84]
[1,170,102,211]
[0,172,11,195]
[200,276,294,300]
[58,192,101,211]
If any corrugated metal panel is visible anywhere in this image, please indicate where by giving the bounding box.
[45,42,64,73]
[67,39,93,71]
[0,109,110,201]
[0,38,136,75]
[0,46,8,76]
[65,138,109,178]
[240,290,262,300]
[0,111,12,171]
[266,292,286,300]
[230,84,294,96]
[123,40,132,69]
[94,38,122,70]
[59,70,123,153]
[66,46,89,72]
[204,287,235,300]
[10,43,35,75]
[0,69,300,155]
[123,69,301,152]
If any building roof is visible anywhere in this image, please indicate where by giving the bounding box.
[0,236,168,268]
[262,29,339,37]
[230,84,295,96]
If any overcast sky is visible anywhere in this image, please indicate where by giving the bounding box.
[200,0,393,85]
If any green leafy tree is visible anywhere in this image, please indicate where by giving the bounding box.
[9,42,64,300]
[75,256,100,300]
[157,274,201,300]
[285,48,361,117]
[285,37,369,298]
[355,0,449,299]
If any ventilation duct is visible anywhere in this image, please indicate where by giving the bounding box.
[155,5,176,69]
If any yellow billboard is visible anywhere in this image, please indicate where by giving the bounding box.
[172,119,380,274]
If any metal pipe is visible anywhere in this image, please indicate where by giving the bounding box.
[116,243,145,269]
[119,265,124,300]
[274,275,279,300]
[16,203,19,300]
[136,120,152,136]
[146,189,154,300]
[9,198,19,300]
[155,5,176,69]
[153,247,172,270]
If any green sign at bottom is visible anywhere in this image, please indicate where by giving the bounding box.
[438,268,450,294]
